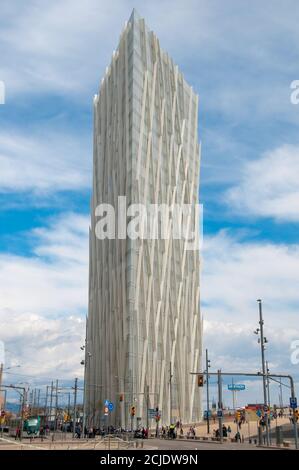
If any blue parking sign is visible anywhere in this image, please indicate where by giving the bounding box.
[108,402,114,412]
[290,397,297,409]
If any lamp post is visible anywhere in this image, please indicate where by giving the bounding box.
[254,299,270,446]
[205,349,211,434]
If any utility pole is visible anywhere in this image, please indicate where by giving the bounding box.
[55,379,58,431]
[37,389,40,412]
[169,362,173,425]
[217,369,223,443]
[68,392,71,418]
[49,381,53,432]
[20,389,26,441]
[205,349,211,434]
[44,385,49,424]
[31,388,36,415]
[73,378,78,439]
[257,299,270,446]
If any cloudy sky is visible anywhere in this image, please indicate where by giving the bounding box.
[0,0,299,407]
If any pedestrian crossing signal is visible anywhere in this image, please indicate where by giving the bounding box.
[130,406,136,416]
[197,374,204,387]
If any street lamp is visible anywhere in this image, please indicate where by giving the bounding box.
[205,349,211,434]
[255,299,270,446]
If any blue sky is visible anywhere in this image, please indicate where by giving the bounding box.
[1,0,299,407]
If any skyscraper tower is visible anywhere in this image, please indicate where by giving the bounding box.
[85,9,202,428]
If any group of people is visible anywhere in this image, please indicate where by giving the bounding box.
[160,423,177,439]
[186,426,196,438]
[213,424,241,441]
[134,427,149,438]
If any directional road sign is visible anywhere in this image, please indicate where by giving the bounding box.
[228,384,245,391]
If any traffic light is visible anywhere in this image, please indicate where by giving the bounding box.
[130,406,136,416]
[119,394,124,402]
[197,374,204,387]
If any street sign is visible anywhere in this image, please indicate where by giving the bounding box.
[108,402,114,412]
[148,408,156,418]
[204,410,212,418]
[290,397,297,409]
[217,409,223,418]
[256,409,262,417]
[104,399,110,406]
[228,384,245,391]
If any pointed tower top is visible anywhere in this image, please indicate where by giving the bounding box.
[128,8,141,24]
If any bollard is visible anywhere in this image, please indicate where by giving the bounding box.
[276,426,282,446]
[258,426,263,446]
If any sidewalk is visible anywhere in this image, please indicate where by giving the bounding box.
[193,417,290,440]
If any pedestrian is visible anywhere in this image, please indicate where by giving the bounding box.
[15,426,21,440]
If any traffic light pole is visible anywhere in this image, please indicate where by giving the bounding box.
[205,349,210,434]
[217,370,223,443]
[73,378,78,439]
[191,371,298,449]
[257,299,270,447]
[289,374,298,450]
[1,385,26,440]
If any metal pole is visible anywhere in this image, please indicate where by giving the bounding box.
[82,324,87,438]
[217,369,223,443]
[73,378,78,439]
[33,388,36,414]
[266,362,271,408]
[257,299,270,446]
[49,381,53,432]
[266,361,272,445]
[55,379,58,432]
[37,389,40,412]
[205,349,210,434]
[289,375,298,450]
[169,362,172,425]
[44,386,49,426]
[279,379,283,409]
[146,384,149,435]
[232,377,236,410]
[68,392,70,418]
[3,389,7,410]
[20,389,26,441]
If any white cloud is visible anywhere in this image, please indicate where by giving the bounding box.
[0,0,128,96]
[1,310,85,380]
[0,130,91,193]
[1,0,298,108]
[226,145,299,222]
[0,213,89,315]
[0,212,89,380]
[202,230,299,381]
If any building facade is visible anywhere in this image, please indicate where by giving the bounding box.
[85,10,202,429]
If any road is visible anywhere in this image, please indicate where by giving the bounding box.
[148,438,274,450]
